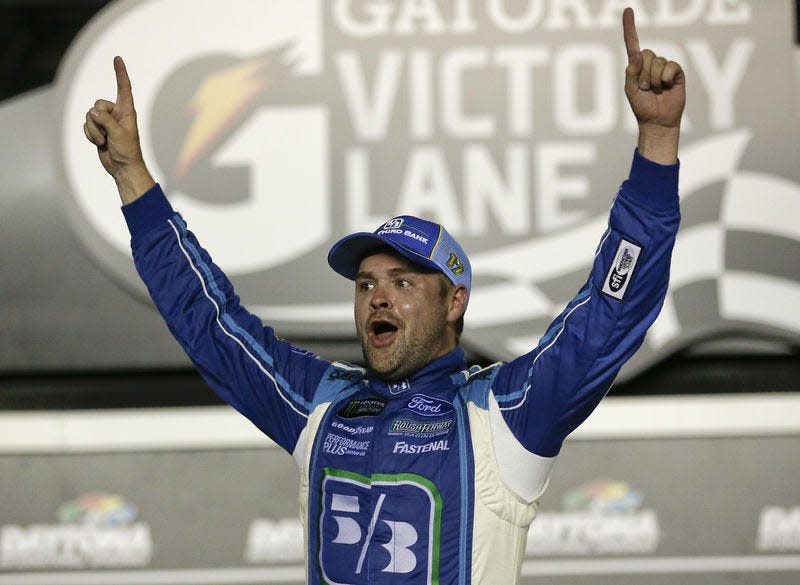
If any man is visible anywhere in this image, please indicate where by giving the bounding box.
[84,8,683,584]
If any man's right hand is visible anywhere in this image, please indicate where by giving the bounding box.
[83,56,155,204]
[622,8,684,165]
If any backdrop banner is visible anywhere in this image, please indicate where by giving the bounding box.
[2,434,799,583]
[1,0,798,372]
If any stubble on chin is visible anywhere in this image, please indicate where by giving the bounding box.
[358,304,451,381]
[361,330,423,382]
[361,329,443,382]
[361,340,402,381]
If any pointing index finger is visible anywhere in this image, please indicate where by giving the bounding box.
[114,55,134,107]
[623,7,640,59]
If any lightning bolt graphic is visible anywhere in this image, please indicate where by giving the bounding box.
[173,55,272,181]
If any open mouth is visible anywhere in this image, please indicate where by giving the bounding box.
[370,320,399,346]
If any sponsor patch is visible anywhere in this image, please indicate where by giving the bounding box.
[337,397,387,419]
[382,218,404,230]
[331,421,374,436]
[405,394,453,417]
[320,470,439,583]
[446,252,465,276]
[389,380,411,395]
[388,418,454,437]
[392,440,450,454]
[322,433,370,457]
[601,238,642,300]
[327,369,362,382]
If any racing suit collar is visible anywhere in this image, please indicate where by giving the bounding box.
[368,347,467,397]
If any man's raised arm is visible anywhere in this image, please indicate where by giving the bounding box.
[81,57,333,454]
[83,56,155,203]
[486,7,684,500]
[623,7,685,165]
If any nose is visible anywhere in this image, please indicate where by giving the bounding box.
[369,281,392,310]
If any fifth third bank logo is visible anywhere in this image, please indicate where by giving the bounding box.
[320,469,441,584]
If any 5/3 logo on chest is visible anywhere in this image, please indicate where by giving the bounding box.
[320,469,442,584]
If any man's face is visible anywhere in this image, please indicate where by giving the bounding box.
[354,251,455,381]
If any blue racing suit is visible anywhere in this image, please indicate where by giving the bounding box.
[121,150,679,584]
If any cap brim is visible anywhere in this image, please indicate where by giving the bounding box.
[327,232,441,280]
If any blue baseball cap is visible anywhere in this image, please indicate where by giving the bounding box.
[327,215,472,293]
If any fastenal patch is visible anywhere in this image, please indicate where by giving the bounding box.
[602,238,642,300]
[392,440,450,454]
[337,397,387,419]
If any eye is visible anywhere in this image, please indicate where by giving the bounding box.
[396,278,412,288]
[357,280,374,291]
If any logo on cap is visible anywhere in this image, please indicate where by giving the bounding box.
[446,253,465,276]
[383,218,404,230]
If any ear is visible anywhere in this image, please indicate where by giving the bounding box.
[447,285,468,323]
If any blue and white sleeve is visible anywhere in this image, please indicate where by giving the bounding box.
[492,149,681,458]
[122,184,331,453]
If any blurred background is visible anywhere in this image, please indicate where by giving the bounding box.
[0,1,798,583]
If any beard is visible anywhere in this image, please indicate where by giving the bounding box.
[360,314,449,381]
